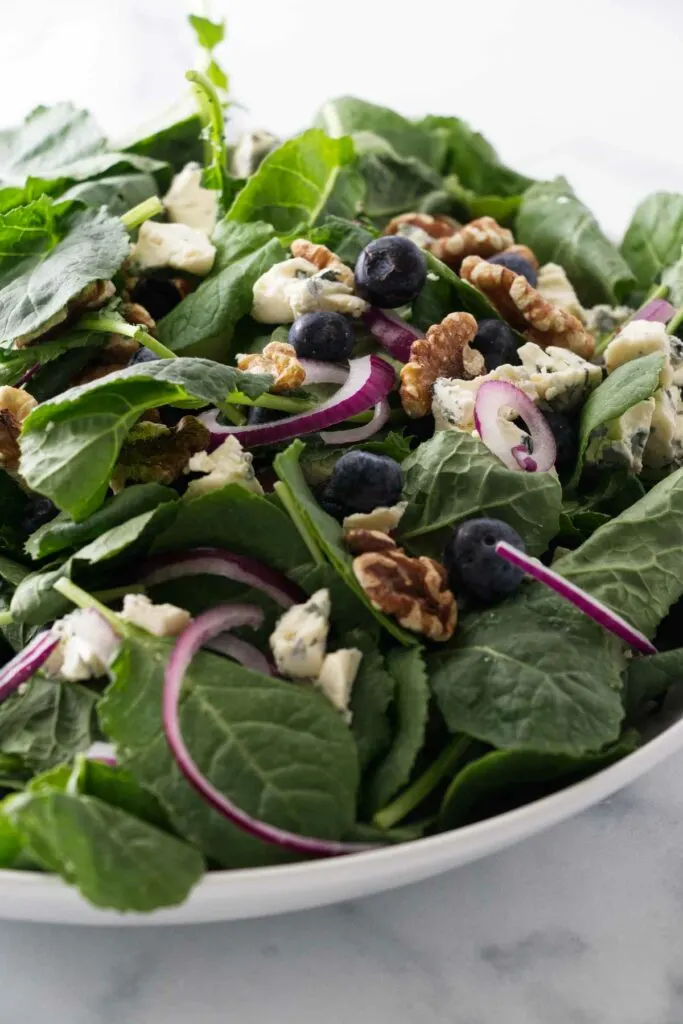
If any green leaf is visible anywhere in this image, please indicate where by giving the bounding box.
[19,358,270,519]
[120,110,204,172]
[188,13,225,50]
[315,97,443,171]
[99,631,359,869]
[0,806,24,867]
[350,131,441,225]
[0,103,167,192]
[291,562,381,639]
[0,206,129,345]
[0,472,31,556]
[25,483,178,560]
[516,177,636,306]
[59,172,158,216]
[399,432,562,559]
[7,790,204,911]
[428,584,625,756]
[273,441,416,645]
[555,468,683,637]
[0,195,72,269]
[72,757,170,831]
[227,130,356,234]
[158,232,285,359]
[411,250,502,330]
[570,353,666,487]
[302,214,377,265]
[186,70,234,208]
[150,482,310,575]
[0,325,105,372]
[347,633,395,772]
[623,648,683,722]
[0,551,29,587]
[0,679,98,771]
[439,733,638,829]
[418,114,534,196]
[365,647,430,813]
[620,192,683,291]
[661,246,683,306]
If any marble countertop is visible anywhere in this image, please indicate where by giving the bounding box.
[2,748,682,1024]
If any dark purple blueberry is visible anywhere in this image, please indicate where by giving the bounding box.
[488,252,538,286]
[324,450,403,514]
[443,518,526,604]
[288,312,355,362]
[355,236,427,308]
[472,319,521,369]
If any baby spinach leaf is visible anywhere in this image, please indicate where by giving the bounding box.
[274,440,416,645]
[315,97,443,171]
[0,551,29,587]
[99,630,360,869]
[516,177,636,305]
[399,432,562,559]
[351,131,442,225]
[662,246,683,306]
[71,757,171,832]
[7,790,204,911]
[303,215,377,265]
[0,806,24,867]
[418,114,534,196]
[0,325,105,372]
[556,468,683,637]
[439,732,638,829]
[158,235,285,359]
[620,192,683,291]
[623,647,683,723]
[59,172,158,215]
[346,632,395,772]
[150,482,310,575]
[365,646,430,814]
[411,250,502,329]
[570,353,665,487]
[188,14,228,92]
[19,358,270,519]
[291,563,381,640]
[0,195,75,269]
[25,483,177,560]
[0,678,98,771]
[428,584,625,756]
[120,109,204,172]
[227,129,356,234]
[0,206,130,345]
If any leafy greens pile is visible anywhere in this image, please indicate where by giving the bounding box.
[0,13,681,915]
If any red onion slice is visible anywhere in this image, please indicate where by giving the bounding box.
[140,548,302,609]
[0,631,59,704]
[204,633,274,675]
[362,308,424,362]
[17,363,41,389]
[300,360,349,386]
[633,298,676,324]
[200,355,395,449]
[163,605,372,857]
[474,380,556,472]
[495,541,657,656]
[319,398,390,445]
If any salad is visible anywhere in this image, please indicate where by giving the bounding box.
[0,14,681,914]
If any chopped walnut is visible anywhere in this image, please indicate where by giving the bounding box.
[384,212,459,242]
[351,537,457,642]
[290,239,355,289]
[344,529,400,555]
[400,312,485,418]
[460,256,595,358]
[0,386,37,471]
[121,302,156,333]
[237,341,306,393]
[430,217,514,270]
[70,279,117,313]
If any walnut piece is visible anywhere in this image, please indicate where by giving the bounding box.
[290,239,355,289]
[430,217,514,270]
[0,386,37,471]
[351,535,457,642]
[237,341,306,393]
[384,212,459,241]
[121,302,156,333]
[505,243,539,271]
[460,256,595,358]
[400,311,485,418]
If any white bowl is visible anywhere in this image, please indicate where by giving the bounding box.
[2,698,681,926]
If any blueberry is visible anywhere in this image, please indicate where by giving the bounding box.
[247,405,288,425]
[324,450,403,514]
[471,319,521,369]
[543,410,578,472]
[128,346,160,365]
[487,252,538,286]
[288,312,355,362]
[22,497,59,534]
[355,236,427,308]
[443,518,526,604]
[318,491,347,522]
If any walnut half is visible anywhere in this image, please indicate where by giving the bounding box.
[430,217,514,270]
[237,341,306,392]
[0,386,37,472]
[400,312,485,418]
[346,530,457,642]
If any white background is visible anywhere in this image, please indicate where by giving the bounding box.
[0,0,682,237]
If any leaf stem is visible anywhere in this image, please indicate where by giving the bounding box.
[120,196,164,231]
[93,584,146,604]
[53,579,123,634]
[668,306,683,335]
[79,317,177,360]
[372,735,472,830]
[186,69,230,207]
[273,481,324,565]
